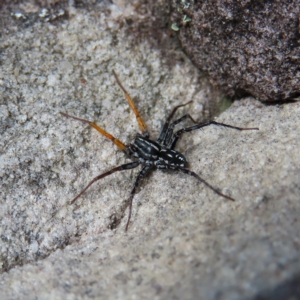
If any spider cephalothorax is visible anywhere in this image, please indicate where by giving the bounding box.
[61,71,258,231]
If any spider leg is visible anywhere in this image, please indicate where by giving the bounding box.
[157,101,192,144]
[60,112,127,151]
[112,70,149,138]
[178,168,235,201]
[70,162,140,204]
[170,120,259,149]
[125,165,152,231]
[161,114,198,146]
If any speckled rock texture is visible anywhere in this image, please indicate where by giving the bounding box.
[0,1,300,300]
[0,0,220,274]
[170,0,300,101]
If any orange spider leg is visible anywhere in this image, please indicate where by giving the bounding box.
[112,70,148,136]
[60,112,127,151]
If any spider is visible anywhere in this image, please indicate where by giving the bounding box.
[61,71,258,231]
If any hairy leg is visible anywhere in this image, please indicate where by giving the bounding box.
[157,101,192,144]
[125,165,152,231]
[170,120,259,149]
[178,168,235,201]
[70,162,140,204]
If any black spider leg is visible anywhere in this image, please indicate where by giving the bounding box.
[169,120,259,149]
[126,165,153,231]
[70,162,140,205]
[161,114,198,146]
[156,101,192,144]
[177,168,235,201]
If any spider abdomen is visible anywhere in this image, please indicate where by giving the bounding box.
[156,148,187,169]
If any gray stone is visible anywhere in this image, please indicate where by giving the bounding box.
[0,1,300,300]
[171,0,300,101]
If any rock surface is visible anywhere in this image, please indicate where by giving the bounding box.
[171,0,300,101]
[0,1,300,299]
[0,0,220,274]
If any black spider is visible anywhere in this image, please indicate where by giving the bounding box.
[61,71,258,231]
